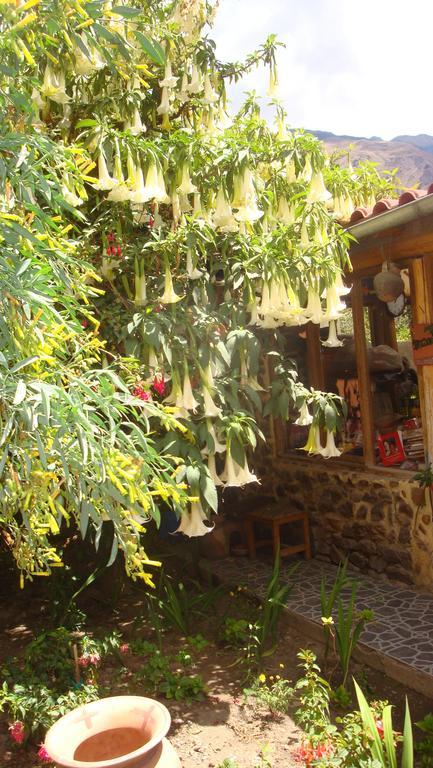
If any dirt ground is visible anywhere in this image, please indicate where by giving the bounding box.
[1,557,433,768]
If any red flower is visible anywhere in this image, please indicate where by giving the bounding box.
[376,719,384,739]
[133,385,151,402]
[296,741,333,766]
[9,721,25,744]
[37,744,52,763]
[119,643,130,654]
[117,245,122,256]
[152,375,166,397]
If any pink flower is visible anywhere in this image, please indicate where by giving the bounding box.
[87,652,101,666]
[133,385,151,402]
[152,375,166,397]
[37,744,52,763]
[119,643,130,655]
[9,721,25,744]
[78,655,89,668]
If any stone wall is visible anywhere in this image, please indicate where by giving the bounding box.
[254,456,433,590]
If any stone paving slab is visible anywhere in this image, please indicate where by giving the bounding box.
[203,556,433,682]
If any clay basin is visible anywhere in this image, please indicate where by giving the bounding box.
[44,696,171,768]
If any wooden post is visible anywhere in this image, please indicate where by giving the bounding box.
[410,257,433,463]
[351,278,376,465]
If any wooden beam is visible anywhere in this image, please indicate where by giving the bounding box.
[410,258,433,464]
[351,279,376,465]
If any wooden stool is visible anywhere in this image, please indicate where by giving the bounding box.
[245,507,311,560]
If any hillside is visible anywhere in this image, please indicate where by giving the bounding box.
[311,131,433,189]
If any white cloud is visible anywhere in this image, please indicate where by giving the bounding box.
[211,0,433,139]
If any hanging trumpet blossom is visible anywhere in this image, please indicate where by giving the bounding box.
[234,458,258,486]
[202,386,222,418]
[300,219,311,249]
[41,65,70,104]
[125,107,145,135]
[92,151,116,191]
[186,247,203,279]
[157,86,171,116]
[321,430,342,458]
[307,171,332,204]
[61,173,82,207]
[73,37,105,75]
[177,163,197,195]
[178,71,189,103]
[322,320,344,348]
[285,158,297,183]
[267,62,279,98]
[324,283,346,320]
[334,272,351,296]
[301,154,313,182]
[180,361,199,412]
[187,62,203,94]
[171,191,181,225]
[213,186,238,232]
[275,197,295,225]
[207,453,224,486]
[107,141,131,201]
[176,500,214,537]
[135,161,168,203]
[300,423,319,454]
[134,257,147,307]
[303,286,323,324]
[159,262,183,304]
[203,419,226,454]
[295,401,313,426]
[203,73,218,104]
[164,367,182,405]
[159,58,178,88]
[221,451,258,487]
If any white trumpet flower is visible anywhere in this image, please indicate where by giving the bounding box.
[324,284,346,320]
[203,73,218,104]
[107,145,130,201]
[61,174,82,207]
[235,201,263,223]
[171,191,181,225]
[285,158,297,183]
[213,187,238,231]
[159,263,183,304]
[334,272,351,296]
[202,386,222,418]
[203,419,226,454]
[159,58,178,88]
[148,347,159,369]
[301,154,312,182]
[322,430,342,458]
[303,287,323,324]
[207,453,224,486]
[300,220,311,249]
[41,65,70,104]
[307,171,332,203]
[125,107,145,135]
[73,39,105,75]
[235,458,258,486]
[134,268,147,307]
[179,193,192,212]
[186,247,203,280]
[322,320,344,348]
[267,66,279,98]
[157,86,171,116]
[181,362,199,411]
[177,163,197,195]
[130,165,148,204]
[295,401,313,426]
[164,368,182,405]
[178,72,189,103]
[315,428,327,457]
[276,197,295,225]
[176,501,213,537]
[92,152,116,191]
[187,63,203,94]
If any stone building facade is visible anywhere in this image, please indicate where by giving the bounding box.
[258,456,433,590]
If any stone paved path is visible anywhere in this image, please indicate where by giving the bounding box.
[204,556,433,679]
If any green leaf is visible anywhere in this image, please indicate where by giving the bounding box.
[75,119,100,128]
[200,473,218,512]
[13,380,26,405]
[111,5,142,17]
[10,355,39,373]
[134,31,166,66]
[402,697,413,768]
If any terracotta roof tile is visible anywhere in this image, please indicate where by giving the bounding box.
[348,187,433,224]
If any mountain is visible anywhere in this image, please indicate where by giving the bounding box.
[309,131,433,189]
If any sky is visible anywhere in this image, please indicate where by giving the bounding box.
[211,0,432,140]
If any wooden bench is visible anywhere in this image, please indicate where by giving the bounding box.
[245,507,311,560]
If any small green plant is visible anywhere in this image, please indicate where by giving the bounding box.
[355,680,413,767]
[148,572,224,635]
[244,673,293,715]
[216,760,239,768]
[132,641,205,702]
[186,634,208,651]
[416,713,433,767]
[222,617,251,648]
[320,558,349,661]
[320,561,374,692]
[292,650,414,767]
[253,552,297,659]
